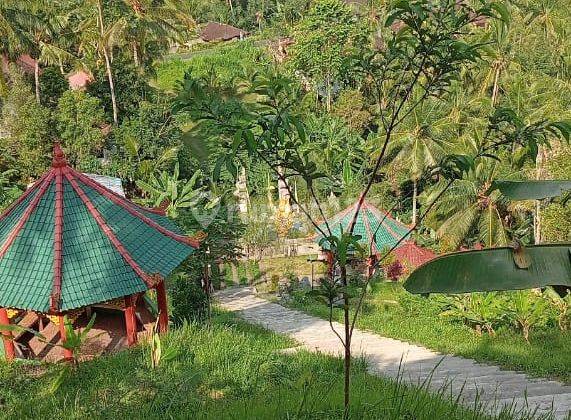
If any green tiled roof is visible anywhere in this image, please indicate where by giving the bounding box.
[316,200,411,254]
[0,146,198,313]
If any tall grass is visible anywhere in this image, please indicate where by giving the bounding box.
[0,311,545,419]
[155,41,270,92]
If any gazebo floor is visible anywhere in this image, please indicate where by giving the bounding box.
[16,305,155,362]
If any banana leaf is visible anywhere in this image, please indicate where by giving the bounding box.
[490,180,571,200]
[404,244,571,294]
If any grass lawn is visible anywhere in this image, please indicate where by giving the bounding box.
[286,282,571,383]
[0,311,530,419]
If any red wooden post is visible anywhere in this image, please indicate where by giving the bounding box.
[124,295,138,346]
[156,280,169,333]
[366,255,377,279]
[0,308,15,361]
[58,315,74,361]
[325,250,334,279]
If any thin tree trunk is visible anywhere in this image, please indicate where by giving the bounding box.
[326,75,332,112]
[534,146,545,244]
[491,66,500,106]
[412,178,418,225]
[340,263,351,414]
[97,0,119,125]
[34,60,40,104]
[133,43,139,67]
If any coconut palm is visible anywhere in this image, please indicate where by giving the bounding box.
[425,155,511,251]
[107,0,190,68]
[78,0,120,124]
[389,101,449,224]
[477,19,515,106]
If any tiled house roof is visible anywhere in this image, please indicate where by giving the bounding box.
[0,145,198,313]
[316,200,435,268]
[200,22,248,42]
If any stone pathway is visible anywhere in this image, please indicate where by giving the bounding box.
[216,287,571,420]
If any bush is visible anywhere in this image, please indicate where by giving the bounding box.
[39,66,68,109]
[55,90,106,170]
[169,274,209,326]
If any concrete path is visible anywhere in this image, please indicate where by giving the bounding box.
[216,287,571,420]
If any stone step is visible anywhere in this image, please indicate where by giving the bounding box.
[215,287,571,419]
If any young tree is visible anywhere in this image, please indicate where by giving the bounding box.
[289,0,366,111]
[55,90,106,170]
[174,1,507,411]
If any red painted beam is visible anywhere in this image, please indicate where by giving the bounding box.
[156,280,169,333]
[73,170,200,248]
[50,168,64,311]
[124,295,138,346]
[0,308,15,361]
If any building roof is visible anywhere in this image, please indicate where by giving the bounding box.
[316,200,411,253]
[84,174,125,197]
[315,200,436,267]
[0,145,199,313]
[200,22,248,42]
[393,240,436,268]
[68,70,93,90]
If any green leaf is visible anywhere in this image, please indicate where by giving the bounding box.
[405,244,571,294]
[490,2,511,24]
[212,156,225,182]
[490,180,571,200]
[225,159,238,179]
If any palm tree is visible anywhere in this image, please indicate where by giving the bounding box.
[424,153,511,251]
[477,19,514,106]
[108,0,190,68]
[13,2,75,103]
[78,0,119,124]
[389,102,448,224]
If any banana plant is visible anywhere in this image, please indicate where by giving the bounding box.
[405,243,571,295]
[505,290,549,342]
[149,316,178,369]
[440,293,504,336]
[137,163,203,218]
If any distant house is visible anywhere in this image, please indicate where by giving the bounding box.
[1,54,41,75]
[200,22,248,42]
[67,70,93,90]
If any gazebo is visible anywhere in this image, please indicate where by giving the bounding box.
[0,145,199,361]
[315,200,435,270]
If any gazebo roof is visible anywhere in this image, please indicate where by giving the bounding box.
[0,145,198,313]
[393,240,436,268]
[316,200,411,254]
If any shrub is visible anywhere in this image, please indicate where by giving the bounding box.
[39,66,68,109]
[169,274,209,326]
[386,260,404,281]
[505,290,550,342]
[55,90,106,170]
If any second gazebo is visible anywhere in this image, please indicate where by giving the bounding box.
[315,200,435,269]
[0,145,199,361]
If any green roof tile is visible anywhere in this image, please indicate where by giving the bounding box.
[0,147,197,313]
[316,201,411,254]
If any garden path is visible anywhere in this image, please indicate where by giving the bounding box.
[216,287,571,420]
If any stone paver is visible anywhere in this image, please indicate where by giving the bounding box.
[216,287,571,420]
